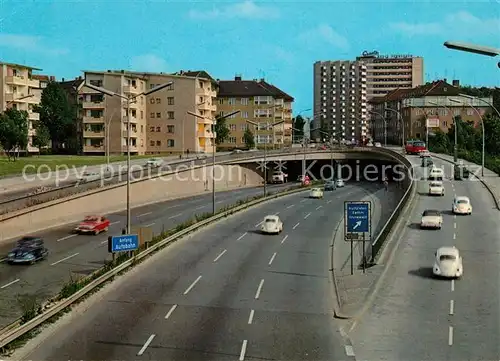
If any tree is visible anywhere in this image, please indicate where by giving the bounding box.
[214,114,230,145]
[483,113,500,157]
[31,121,50,154]
[35,81,76,153]
[0,109,29,160]
[243,127,255,149]
[293,115,305,143]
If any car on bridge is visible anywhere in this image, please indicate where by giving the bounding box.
[77,171,101,183]
[336,179,345,188]
[309,188,324,199]
[6,237,49,265]
[271,171,288,184]
[420,210,443,229]
[428,181,445,196]
[324,180,335,191]
[433,246,463,278]
[260,215,283,234]
[452,196,472,215]
[144,158,163,168]
[74,215,110,235]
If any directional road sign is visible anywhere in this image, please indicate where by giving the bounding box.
[344,201,371,241]
[108,234,139,253]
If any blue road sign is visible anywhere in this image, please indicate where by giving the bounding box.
[109,234,139,253]
[345,202,370,233]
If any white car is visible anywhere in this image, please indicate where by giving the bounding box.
[260,215,283,234]
[420,209,443,229]
[429,167,444,180]
[428,181,445,196]
[77,172,101,183]
[420,150,431,158]
[433,246,463,278]
[309,188,324,199]
[336,179,345,187]
[145,158,163,168]
[452,196,472,215]
[374,142,381,147]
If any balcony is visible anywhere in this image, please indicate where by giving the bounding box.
[28,112,39,120]
[123,85,140,94]
[83,116,104,123]
[28,128,36,136]
[198,103,217,112]
[122,116,138,123]
[122,130,138,138]
[83,144,104,152]
[197,131,214,138]
[196,117,213,125]
[84,130,105,138]
[82,101,105,109]
[5,75,27,86]
[28,78,40,88]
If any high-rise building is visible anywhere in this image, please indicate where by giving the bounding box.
[0,62,42,153]
[217,75,294,149]
[79,70,217,155]
[313,60,368,143]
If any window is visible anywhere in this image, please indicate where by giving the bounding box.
[258,122,268,130]
[89,79,102,87]
[167,97,174,105]
[453,109,460,116]
[228,137,237,143]
[218,98,224,105]
[140,111,143,119]
[150,112,155,118]
[149,126,155,132]
[156,126,161,132]
[141,125,144,133]
[466,109,473,116]
[240,98,248,105]
[167,83,174,91]
[254,96,272,105]
[198,81,204,89]
[241,137,245,143]
[229,124,237,131]
[167,139,175,147]
[150,84,155,89]
[242,111,248,118]
[150,140,155,146]
[156,98,161,104]
[167,111,174,119]
[156,112,161,118]
[254,109,271,118]
[167,125,175,133]
[240,124,248,131]
[156,140,161,146]
[219,111,224,117]
[228,98,236,105]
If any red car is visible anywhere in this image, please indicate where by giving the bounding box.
[405,140,426,155]
[74,215,110,235]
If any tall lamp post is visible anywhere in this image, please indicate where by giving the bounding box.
[368,110,387,146]
[385,107,404,147]
[188,110,240,214]
[318,129,343,178]
[444,41,500,67]
[429,101,459,163]
[246,119,284,197]
[85,81,174,234]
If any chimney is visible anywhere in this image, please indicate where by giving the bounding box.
[260,78,265,82]
[452,79,460,87]
[443,78,447,83]
[235,75,242,81]
[62,78,65,82]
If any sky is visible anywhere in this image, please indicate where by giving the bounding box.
[0,0,499,115]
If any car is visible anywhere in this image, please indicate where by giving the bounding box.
[260,215,283,234]
[452,196,472,215]
[366,142,374,147]
[433,246,463,278]
[6,237,48,265]
[309,188,324,199]
[374,142,382,147]
[421,157,433,167]
[271,171,288,184]
[405,140,426,155]
[420,209,443,229]
[77,171,101,183]
[324,180,335,191]
[145,158,163,168]
[74,215,110,235]
[428,167,444,180]
[453,164,470,180]
[336,179,345,187]
[420,150,431,158]
[428,181,445,196]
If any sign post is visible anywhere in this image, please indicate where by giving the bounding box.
[344,201,371,275]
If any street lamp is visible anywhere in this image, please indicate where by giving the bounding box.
[187,110,240,214]
[246,119,284,197]
[85,81,174,234]
[458,93,500,118]
[318,129,343,179]
[368,110,387,146]
[444,41,500,68]
[385,107,404,147]
[429,100,459,163]
[449,97,486,176]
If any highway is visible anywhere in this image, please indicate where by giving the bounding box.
[350,155,500,360]
[0,183,294,328]
[14,182,390,361]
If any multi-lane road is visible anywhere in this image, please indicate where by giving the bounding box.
[350,155,500,360]
[13,182,392,361]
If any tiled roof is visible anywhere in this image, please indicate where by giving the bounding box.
[59,78,84,91]
[173,70,214,81]
[218,78,294,101]
[32,75,55,82]
[369,80,461,104]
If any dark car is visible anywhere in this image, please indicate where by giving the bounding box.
[421,157,433,167]
[7,237,48,265]
[454,165,470,180]
[324,180,336,191]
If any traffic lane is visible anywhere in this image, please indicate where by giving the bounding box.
[446,178,500,360]
[17,187,361,361]
[350,178,456,361]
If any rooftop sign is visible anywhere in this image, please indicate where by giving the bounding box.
[360,50,413,59]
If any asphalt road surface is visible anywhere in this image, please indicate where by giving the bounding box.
[14,182,388,361]
[350,155,500,360]
[0,183,295,328]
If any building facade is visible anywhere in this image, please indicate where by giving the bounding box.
[0,62,42,153]
[217,75,294,149]
[313,60,368,143]
[370,80,493,144]
[79,70,217,155]
[32,74,56,89]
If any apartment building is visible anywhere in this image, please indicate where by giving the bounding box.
[313,60,368,143]
[32,74,56,89]
[370,79,493,144]
[217,75,294,149]
[60,77,85,153]
[79,70,217,155]
[0,62,42,153]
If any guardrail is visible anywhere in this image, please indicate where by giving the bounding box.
[0,185,308,349]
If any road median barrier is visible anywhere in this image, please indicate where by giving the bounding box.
[0,182,315,354]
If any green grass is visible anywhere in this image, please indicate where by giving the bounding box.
[0,155,152,177]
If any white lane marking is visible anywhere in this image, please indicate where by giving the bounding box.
[239,340,248,361]
[449,300,454,315]
[248,309,255,324]
[165,304,177,319]
[448,326,453,346]
[281,235,288,244]
[345,345,355,357]
[169,213,183,219]
[286,204,294,209]
[255,279,264,299]
[213,249,227,262]
[453,233,456,240]
[274,212,280,215]
[50,252,79,266]
[143,223,155,227]
[316,205,322,210]
[327,200,332,204]
[451,279,455,292]
[183,275,202,295]
[57,234,77,242]
[195,205,205,210]
[268,252,277,265]
[300,199,307,203]
[453,215,456,220]
[137,212,152,218]
[237,232,247,241]
[216,200,224,204]
[0,279,20,289]
[454,223,457,229]
[137,334,155,356]
[0,258,5,263]
[304,212,311,219]
[110,221,120,225]
[255,221,263,227]
[293,222,300,230]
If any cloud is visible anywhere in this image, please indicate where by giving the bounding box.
[0,33,68,55]
[129,54,168,72]
[188,1,279,20]
[298,24,350,50]
[390,11,500,36]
